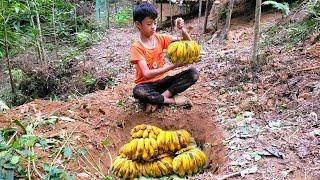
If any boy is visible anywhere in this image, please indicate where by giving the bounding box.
[131,2,199,113]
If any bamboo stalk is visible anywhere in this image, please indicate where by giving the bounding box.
[36,10,47,64]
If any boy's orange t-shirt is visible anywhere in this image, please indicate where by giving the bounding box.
[130,34,172,84]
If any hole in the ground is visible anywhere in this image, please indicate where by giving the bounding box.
[119,109,226,174]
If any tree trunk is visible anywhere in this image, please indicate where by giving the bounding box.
[198,0,203,32]
[203,0,209,33]
[160,1,162,23]
[4,26,16,94]
[251,0,261,67]
[223,0,234,39]
[36,11,47,64]
[74,6,78,33]
[107,0,110,29]
[31,16,43,63]
[52,0,59,60]
[170,0,173,31]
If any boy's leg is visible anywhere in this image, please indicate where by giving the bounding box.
[133,83,165,105]
[166,67,199,96]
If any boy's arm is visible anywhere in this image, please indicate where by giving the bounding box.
[172,18,192,41]
[137,60,184,79]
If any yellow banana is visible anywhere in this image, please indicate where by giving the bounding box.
[172,156,180,173]
[178,164,185,177]
[172,131,181,151]
[135,162,142,177]
[130,139,139,158]
[152,127,162,136]
[152,161,162,177]
[168,132,176,152]
[181,154,190,174]
[157,160,169,176]
[177,129,191,147]
[149,138,158,155]
[157,131,166,150]
[142,129,149,138]
[146,162,156,177]
[140,163,149,177]
[136,138,144,160]
[188,152,199,174]
[148,130,157,139]
[160,156,173,172]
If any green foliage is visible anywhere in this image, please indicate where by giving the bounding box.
[41,164,73,180]
[307,0,320,18]
[0,118,74,179]
[113,7,132,27]
[80,73,96,86]
[76,31,91,47]
[262,1,290,15]
[263,3,320,49]
[10,68,25,85]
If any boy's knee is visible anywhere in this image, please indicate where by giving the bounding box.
[189,67,199,82]
[133,85,147,98]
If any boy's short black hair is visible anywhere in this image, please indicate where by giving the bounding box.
[133,2,158,23]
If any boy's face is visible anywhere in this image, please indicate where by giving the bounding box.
[136,16,157,37]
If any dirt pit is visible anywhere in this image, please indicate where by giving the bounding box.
[0,75,226,179]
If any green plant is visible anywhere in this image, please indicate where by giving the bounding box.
[80,73,96,86]
[76,31,91,47]
[113,7,132,27]
[262,1,290,15]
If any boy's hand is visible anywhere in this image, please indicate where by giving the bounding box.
[173,62,188,68]
[175,18,184,30]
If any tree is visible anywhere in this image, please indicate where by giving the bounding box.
[223,0,234,39]
[1,0,16,94]
[251,0,262,67]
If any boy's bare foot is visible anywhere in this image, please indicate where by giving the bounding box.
[145,104,159,113]
[173,95,193,107]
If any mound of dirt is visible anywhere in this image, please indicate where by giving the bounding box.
[0,73,226,179]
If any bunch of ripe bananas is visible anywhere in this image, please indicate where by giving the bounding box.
[131,124,162,139]
[173,146,207,177]
[156,130,191,154]
[111,156,138,179]
[112,154,174,179]
[136,154,174,177]
[166,40,201,64]
[119,137,158,161]
[112,124,207,179]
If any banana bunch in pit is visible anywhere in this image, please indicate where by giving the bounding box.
[173,146,207,177]
[136,154,174,178]
[166,40,201,64]
[131,124,162,139]
[119,137,158,161]
[113,124,207,179]
[157,130,191,154]
[111,156,138,180]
